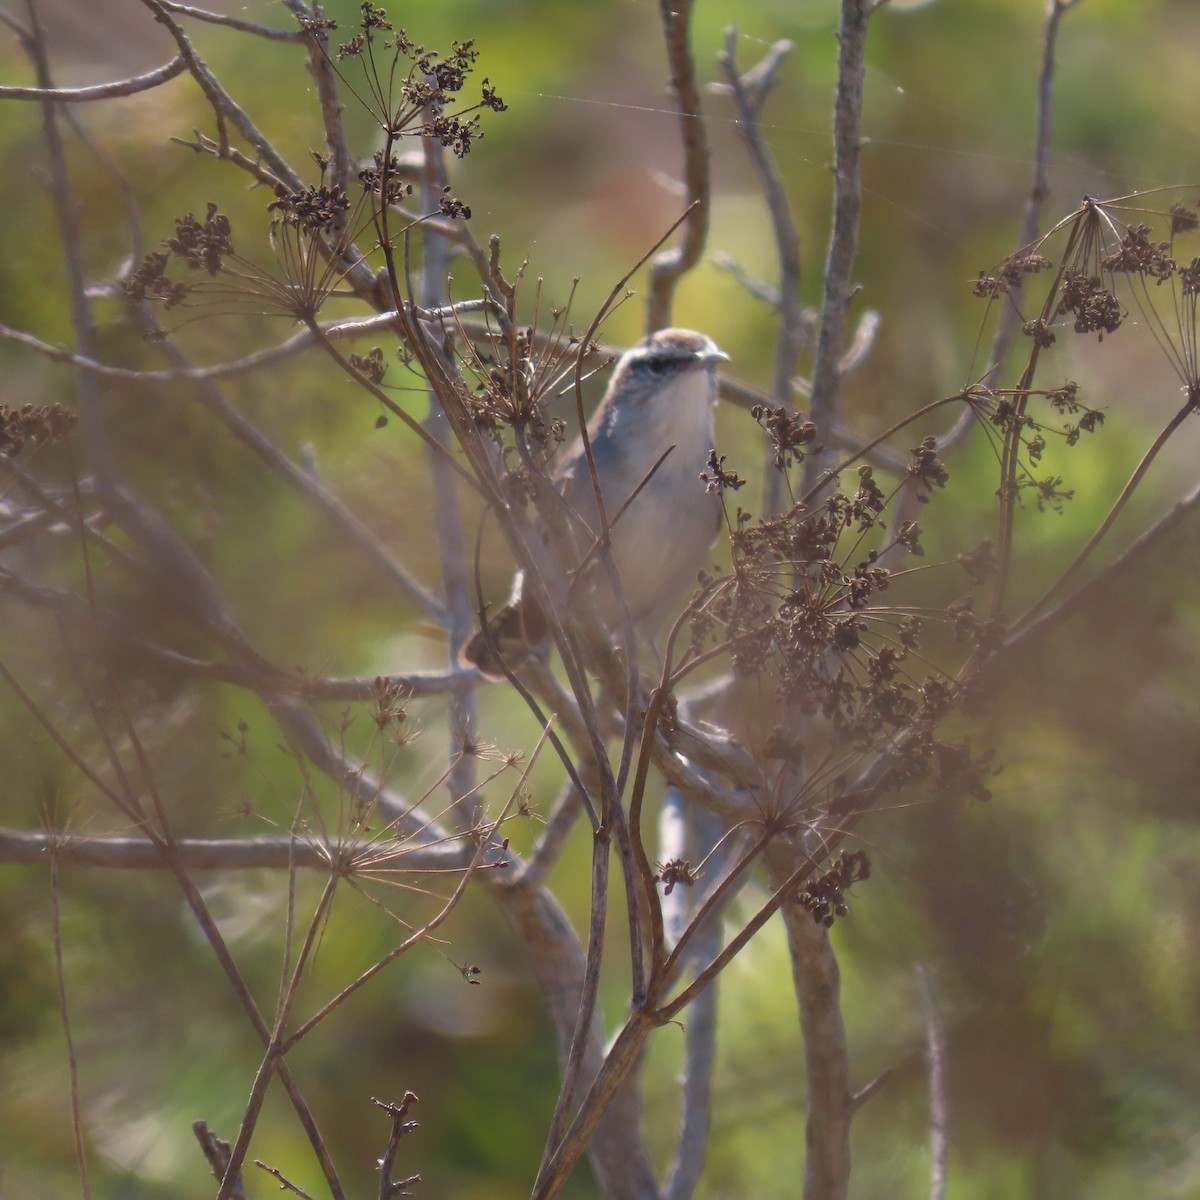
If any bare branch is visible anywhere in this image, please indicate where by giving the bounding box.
[768,841,851,1200]
[195,1122,246,1200]
[646,0,711,330]
[714,29,805,512]
[916,964,948,1200]
[0,828,470,872]
[493,880,660,1199]
[134,314,449,624]
[141,0,301,186]
[159,0,303,41]
[0,54,186,100]
[419,136,478,820]
[0,309,471,383]
[802,0,872,495]
[661,799,724,1200]
[278,0,353,196]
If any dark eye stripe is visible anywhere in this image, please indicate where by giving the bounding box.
[637,351,693,373]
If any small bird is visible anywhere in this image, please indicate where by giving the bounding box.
[461,327,727,677]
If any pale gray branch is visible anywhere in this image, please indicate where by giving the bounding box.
[802,0,872,495]
[916,963,948,1200]
[159,0,303,41]
[647,0,711,331]
[0,828,468,872]
[0,54,185,100]
[768,839,852,1200]
[493,879,660,1199]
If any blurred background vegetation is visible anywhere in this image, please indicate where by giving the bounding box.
[3,0,1200,1197]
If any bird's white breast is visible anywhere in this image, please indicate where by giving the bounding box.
[558,363,720,630]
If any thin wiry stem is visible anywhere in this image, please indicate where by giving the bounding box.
[994,475,1200,669]
[279,730,541,1051]
[49,856,91,1200]
[945,0,1080,461]
[216,870,342,1200]
[1008,399,1193,637]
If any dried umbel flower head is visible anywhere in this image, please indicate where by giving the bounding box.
[977,191,1200,404]
[0,404,76,456]
[683,429,995,823]
[124,161,436,330]
[795,850,870,927]
[128,4,508,333]
[124,197,357,325]
[456,266,596,461]
[752,404,818,472]
[300,3,506,156]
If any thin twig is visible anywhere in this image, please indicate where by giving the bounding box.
[372,1093,421,1200]
[279,725,545,1051]
[136,312,448,623]
[1008,400,1193,636]
[985,476,1200,675]
[215,869,342,1200]
[0,308,477,382]
[254,1163,315,1200]
[941,0,1081,456]
[278,0,353,197]
[49,855,91,1200]
[142,0,301,186]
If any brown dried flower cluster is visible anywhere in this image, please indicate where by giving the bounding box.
[795,849,870,926]
[978,193,1200,404]
[0,403,76,456]
[304,3,506,157]
[685,427,998,820]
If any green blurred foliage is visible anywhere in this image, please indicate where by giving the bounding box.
[3,0,1200,1197]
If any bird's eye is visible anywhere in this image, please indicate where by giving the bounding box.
[641,352,677,374]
